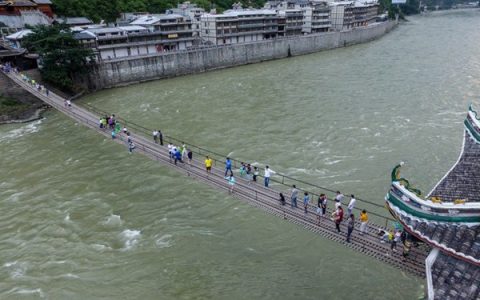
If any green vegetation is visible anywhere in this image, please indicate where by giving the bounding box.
[22,24,95,91]
[51,0,265,23]
[0,96,29,117]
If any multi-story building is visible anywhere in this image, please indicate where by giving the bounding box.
[169,2,205,37]
[130,14,195,50]
[351,1,380,28]
[302,0,330,34]
[329,1,354,31]
[200,9,280,45]
[74,14,196,61]
[278,9,303,36]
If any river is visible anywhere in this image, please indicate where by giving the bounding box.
[1,10,479,299]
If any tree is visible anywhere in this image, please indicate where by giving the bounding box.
[22,24,95,91]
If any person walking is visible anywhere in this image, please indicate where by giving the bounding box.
[359,210,368,235]
[347,195,356,216]
[264,166,275,187]
[128,141,135,153]
[279,193,286,206]
[252,167,259,183]
[205,156,213,175]
[181,144,188,161]
[391,230,402,252]
[225,157,233,177]
[174,148,183,165]
[228,174,236,194]
[158,130,163,145]
[346,214,355,243]
[187,149,193,166]
[332,205,344,233]
[167,143,173,162]
[290,185,298,208]
[335,191,344,208]
[153,130,158,143]
[320,194,327,216]
[303,192,310,214]
[316,194,326,224]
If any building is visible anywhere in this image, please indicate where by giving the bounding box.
[73,13,196,61]
[277,9,303,36]
[5,28,32,48]
[129,14,195,50]
[0,0,52,28]
[31,0,53,18]
[351,1,379,27]
[329,1,354,31]
[169,2,205,37]
[385,106,480,299]
[56,17,94,27]
[302,0,330,34]
[200,9,280,45]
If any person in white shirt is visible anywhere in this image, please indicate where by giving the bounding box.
[167,143,173,162]
[152,130,158,143]
[347,195,356,216]
[264,165,275,187]
[335,191,344,209]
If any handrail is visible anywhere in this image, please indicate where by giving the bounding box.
[4,70,396,225]
[80,102,395,223]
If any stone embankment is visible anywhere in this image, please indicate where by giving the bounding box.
[85,20,397,90]
[0,72,46,124]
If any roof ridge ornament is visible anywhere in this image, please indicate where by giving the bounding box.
[391,162,422,197]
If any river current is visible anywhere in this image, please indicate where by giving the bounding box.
[1,10,480,299]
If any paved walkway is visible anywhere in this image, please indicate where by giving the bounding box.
[4,71,428,277]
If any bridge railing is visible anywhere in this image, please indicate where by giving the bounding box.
[80,102,397,228]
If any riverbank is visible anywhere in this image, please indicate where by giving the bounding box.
[85,20,397,90]
[0,72,47,124]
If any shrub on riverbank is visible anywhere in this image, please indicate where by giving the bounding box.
[22,24,95,92]
[0,96,30,118]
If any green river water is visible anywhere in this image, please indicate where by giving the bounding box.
[1,10,480,299]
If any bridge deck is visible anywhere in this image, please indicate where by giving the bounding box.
[3,71,428,278]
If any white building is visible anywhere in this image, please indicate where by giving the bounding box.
[329,1,354,31]
[200,9,280,45]
[130,14,195,50]
[169,2,205,37]
[302,1,331,34]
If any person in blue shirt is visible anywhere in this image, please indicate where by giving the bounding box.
[225,157,232,176]
[303,192,310,214]
[174,149,183,165]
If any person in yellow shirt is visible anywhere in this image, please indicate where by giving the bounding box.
[359,210,368,235]
[205,156,213,174]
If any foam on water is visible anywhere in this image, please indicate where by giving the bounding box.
[0,119,42,143]
[103,214,122,227]
[120,229,141,251]
[155,234,173,249]
[91,243,113,252]
[6,191,24,202]
[4,261,28,279]
[7,288,45,298]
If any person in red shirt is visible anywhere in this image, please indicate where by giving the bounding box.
[332,205,344,233]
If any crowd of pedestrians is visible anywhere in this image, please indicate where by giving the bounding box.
[3,65,412,258]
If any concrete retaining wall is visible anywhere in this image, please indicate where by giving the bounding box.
[86,21,396,90]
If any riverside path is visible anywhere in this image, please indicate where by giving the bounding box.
[3,70,428,278]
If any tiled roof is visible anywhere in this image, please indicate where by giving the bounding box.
[431,252,480,299]
[393,211,480,262]
[429,132,480,203]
